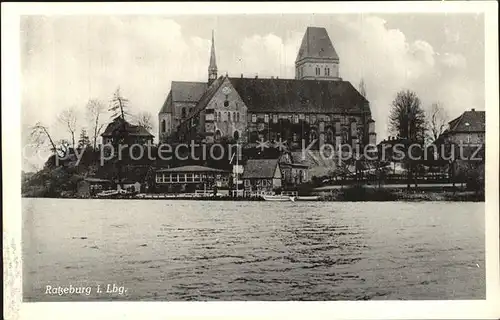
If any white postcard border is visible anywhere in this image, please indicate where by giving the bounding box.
[2,2,499,320]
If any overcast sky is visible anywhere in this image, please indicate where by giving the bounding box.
[21,13,484,170]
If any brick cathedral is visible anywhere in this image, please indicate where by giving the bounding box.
[158,27,376,150]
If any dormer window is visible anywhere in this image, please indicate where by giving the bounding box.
[264,114,269,123]
[251,114,257,123]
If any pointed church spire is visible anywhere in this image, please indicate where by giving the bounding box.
[208,30,218,85]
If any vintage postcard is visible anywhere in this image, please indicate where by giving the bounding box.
[2,2,499,320]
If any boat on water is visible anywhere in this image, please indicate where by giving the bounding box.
[96,189,133,198]
[261,195,296,202]
[296,195,320,201]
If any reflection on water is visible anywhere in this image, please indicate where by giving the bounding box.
[22,199,485,301]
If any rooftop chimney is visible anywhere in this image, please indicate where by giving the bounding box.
[471,108,475,112]
[240,73,243,78]
[255,74,258,79]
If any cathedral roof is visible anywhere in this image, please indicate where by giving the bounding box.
[228,77,369,114]
[296,27,339,63]
[159,81,207,113]
[188,76,226,118]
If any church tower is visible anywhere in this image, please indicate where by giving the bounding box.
[208,30,218,85]
[295,27,340,81]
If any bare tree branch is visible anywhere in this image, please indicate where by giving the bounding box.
[86,99,106,150]
[135,111,154,132]
[30,122,58,153]
[426,102,448,144]
[57,107,79,149]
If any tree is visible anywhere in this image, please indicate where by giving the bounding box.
[58,107,79,149]
[30,122,59,155]
[389,90,426,142]
[358,78,367,98]
[86,99,106,150]
[426,102,448,144]
[109,87,130,120]
[77,129,91,150]
[135,111,153,132]
[389,90,426,189]
[108,87,132,190]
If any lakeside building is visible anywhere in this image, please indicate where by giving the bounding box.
[242,159,283,195]
[101,117,154,146]
[158,27,377,150]
[154,165,231,193]
[279,152,309,188]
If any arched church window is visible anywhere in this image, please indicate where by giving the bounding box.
[236,112,240,122]
[233,130,240,141]
[181,108,187,119]
[161,119,166,133]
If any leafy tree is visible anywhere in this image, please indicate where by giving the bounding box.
[389,90,426,142]
[388,90,426,189]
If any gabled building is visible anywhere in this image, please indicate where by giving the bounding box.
[101,117,154,146]
[159,27,377,149]
[242,159,282,193]
[155,165,230,193]
[439,108,485,145]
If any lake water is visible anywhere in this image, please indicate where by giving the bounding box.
[22,199,485,301]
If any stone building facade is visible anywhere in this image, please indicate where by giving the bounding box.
[159,27,377,149]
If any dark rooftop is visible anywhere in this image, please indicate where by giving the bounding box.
[296,26,339,63]
[242,159,280,179]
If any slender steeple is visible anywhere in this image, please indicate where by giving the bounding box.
[208,30,218,85]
